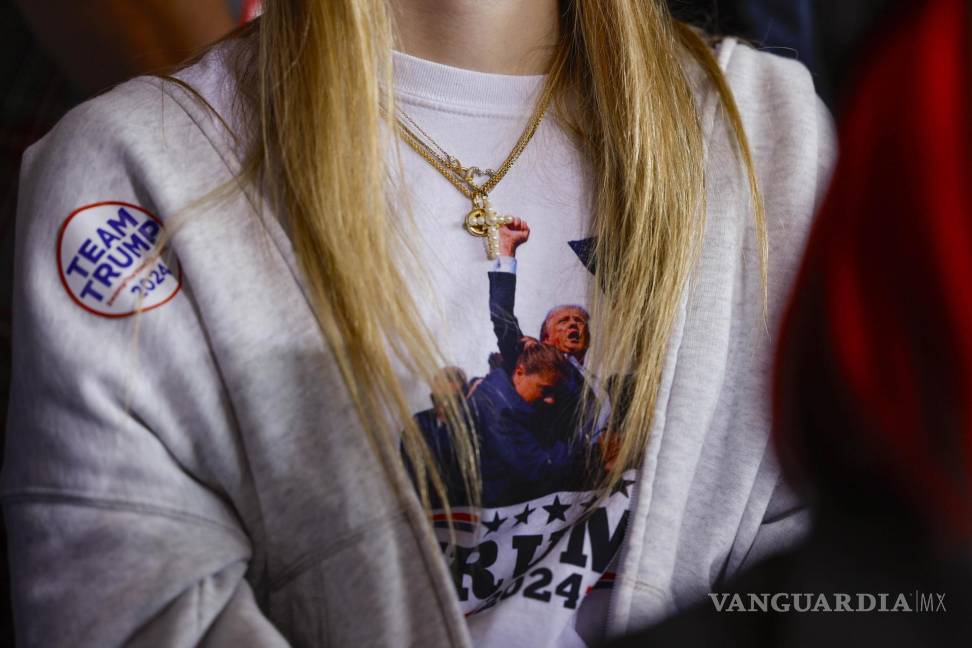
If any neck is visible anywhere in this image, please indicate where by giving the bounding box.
[392,0,560,75]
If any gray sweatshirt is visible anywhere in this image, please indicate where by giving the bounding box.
[4,37,834,647]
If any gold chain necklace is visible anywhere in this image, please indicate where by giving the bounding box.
[398,110,498,185]
[393,83,555,260]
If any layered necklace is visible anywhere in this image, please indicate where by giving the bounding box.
[392,82,555,260]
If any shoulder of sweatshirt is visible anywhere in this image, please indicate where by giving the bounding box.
[689,38,838,324]
[716,37,837,199]
[732,38,835,199]
[20,40,245,208]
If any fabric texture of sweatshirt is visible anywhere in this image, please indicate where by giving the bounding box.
[3,36,834,647]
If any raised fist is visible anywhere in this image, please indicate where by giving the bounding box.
[499,217,531,258]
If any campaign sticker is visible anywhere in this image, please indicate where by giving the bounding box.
[56,202,183,318]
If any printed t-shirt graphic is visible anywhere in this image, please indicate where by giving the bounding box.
[407,218,632,645]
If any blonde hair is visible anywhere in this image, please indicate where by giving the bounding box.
[234,0,766,513]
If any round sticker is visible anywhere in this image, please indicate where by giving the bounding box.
[56,202,183,318]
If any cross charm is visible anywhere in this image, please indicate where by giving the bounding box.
[463,195,513,260]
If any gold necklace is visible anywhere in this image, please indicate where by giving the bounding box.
[394,83,555,260]
[398,110,497,185]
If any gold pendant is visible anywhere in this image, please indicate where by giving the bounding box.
[463,195,513,260]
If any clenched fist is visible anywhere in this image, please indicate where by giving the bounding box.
[499,217,531,258]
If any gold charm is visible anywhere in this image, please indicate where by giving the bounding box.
[393,84,554,261]
[462,166,496,184]
[463,195,513,260]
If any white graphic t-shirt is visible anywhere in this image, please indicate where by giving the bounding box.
[419,256,635,647]
[391,51,630,647]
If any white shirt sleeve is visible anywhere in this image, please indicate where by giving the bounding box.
[492,256,517,274]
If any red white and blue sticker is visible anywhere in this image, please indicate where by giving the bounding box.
[56,202,183,318]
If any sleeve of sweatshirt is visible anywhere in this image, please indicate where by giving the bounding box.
[713,43,839,587]
[747,95,838,555]
[733,80,839,581]
[2,87,290,647]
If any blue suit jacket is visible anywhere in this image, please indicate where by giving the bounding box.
[469,368,587,507]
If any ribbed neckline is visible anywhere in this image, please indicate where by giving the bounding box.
[392,50,546,115]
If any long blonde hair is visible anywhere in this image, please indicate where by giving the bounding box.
[236,0,766,512]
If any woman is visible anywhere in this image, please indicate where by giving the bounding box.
[3,1,833,646]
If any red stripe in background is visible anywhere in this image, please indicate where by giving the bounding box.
[431,512,480,523]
